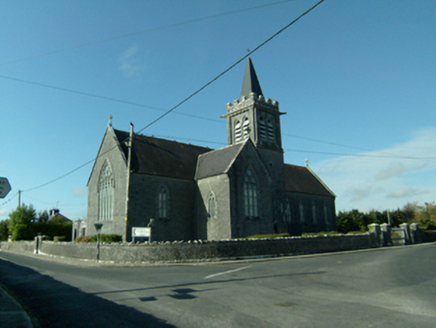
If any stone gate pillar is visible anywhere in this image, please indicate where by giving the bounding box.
[380,223,392,246]
[400,223,411,245]
[410,223,421,244]
[368,223,381,247]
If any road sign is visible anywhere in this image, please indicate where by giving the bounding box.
[0,177,11,199]
[132,227,151,237]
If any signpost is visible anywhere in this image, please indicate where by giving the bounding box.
[94,223,103,261]
[0,177,11,199]
[132,227,151,243]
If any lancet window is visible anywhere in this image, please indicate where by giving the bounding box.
[244,168,258,217]
[208,192,217,219]
[98,161,114,221]
[158,187,169,219]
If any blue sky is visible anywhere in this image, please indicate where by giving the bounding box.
[1,0,435,221]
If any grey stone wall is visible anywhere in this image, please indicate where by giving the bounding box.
[4,226,431,265]
[0,233,377,264]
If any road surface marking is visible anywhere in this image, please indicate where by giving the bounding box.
[204,266,251,279]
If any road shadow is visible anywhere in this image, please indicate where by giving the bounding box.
[92,269,326,298]
[0,258,175,328]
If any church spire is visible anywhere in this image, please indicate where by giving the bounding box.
[241,57,263,98]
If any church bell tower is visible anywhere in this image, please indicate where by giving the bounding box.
[224,57,286,187]
[225,57,285,152]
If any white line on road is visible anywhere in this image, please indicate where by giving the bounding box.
[204,266,252,279]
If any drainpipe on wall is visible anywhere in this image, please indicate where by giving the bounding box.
[124,123,134,242]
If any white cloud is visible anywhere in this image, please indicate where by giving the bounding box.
[312,127,436,212]
[387,187,422,199]
[0,208,8,217]
[72,186,87,196]
[118,45,144,77]
[376,162,406,180]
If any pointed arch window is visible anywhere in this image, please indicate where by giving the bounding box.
[284,200,292,225]
[242,117,250,140]
[208,192,217,219]
[158,187,169,219]
[234,120,242,142]
[267,119,275,142]
[312,201,317,225]
[244,168,258,218]
[299,201,305,223]
[259,117,268,141]
[98,161,114,221]
[324,202,329,225]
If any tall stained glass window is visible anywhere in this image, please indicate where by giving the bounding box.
[244,168,258,217]
[98,161,114,221]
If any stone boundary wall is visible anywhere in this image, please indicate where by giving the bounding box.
[1,233,376,263]
[2,224,432,264]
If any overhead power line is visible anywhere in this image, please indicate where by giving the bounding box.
[0,0,296,66]
[0,74,223,124]
[285,148,436,161]
[0,192,17,207]
[282,133,436,160]
[19,0,326,193]
[136,0,326,134]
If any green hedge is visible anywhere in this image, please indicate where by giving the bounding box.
[245,233,290,239]
[11,222,73,241]
[75,234,122,243]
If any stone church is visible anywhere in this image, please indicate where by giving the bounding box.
[86,58,336,242]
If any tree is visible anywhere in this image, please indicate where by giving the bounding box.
[9,204,36,228]
[37,210,49,223]
[0,219,9,241]
[402,203,418,223]
[8,204,37,240]
[415,202,436,230]
[337,210,362,233]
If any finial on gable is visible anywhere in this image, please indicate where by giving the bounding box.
[305,159,309,167]
[108,114,113,127]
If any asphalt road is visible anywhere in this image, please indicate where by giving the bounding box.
[0,243,435,327]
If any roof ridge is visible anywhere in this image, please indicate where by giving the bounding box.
[114,128,213,151]
[305,165,336,197]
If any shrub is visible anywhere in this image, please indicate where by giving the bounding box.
[246,233,290,239]
[75,236,92,242]
[302,231,340,237]
[12,223,35,241]
[75,234,122,243]
[33,221,73,242]
[0,220,9,241]
[92,234,122,243]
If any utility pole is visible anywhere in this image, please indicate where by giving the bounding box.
[18,190,22,207]
[124,123,133,242]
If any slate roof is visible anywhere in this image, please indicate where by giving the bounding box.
[284,164,335,197]
[114,129,211,180]
[195,142,246,179]
[112,129,334,196]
